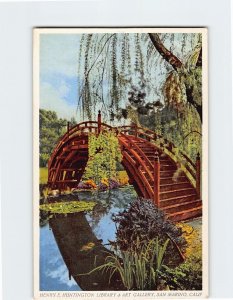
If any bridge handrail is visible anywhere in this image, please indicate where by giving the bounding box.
[119,125,163,139]
[122,152,154,200]
[56,121,111,144]
[48,121,113,169]
[119,133,154,182]
[117,124,197,184]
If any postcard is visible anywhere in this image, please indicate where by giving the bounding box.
[33,28,208,299]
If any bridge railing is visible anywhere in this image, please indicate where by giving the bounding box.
[117,124,200,194]
[48,121,113,170]
[120,135,154,200]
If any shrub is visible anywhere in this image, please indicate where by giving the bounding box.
[112,198,187,264]
[159,254,202,290]
[77,180,97,190]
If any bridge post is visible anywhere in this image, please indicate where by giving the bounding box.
[67,121,70,139]
[134,124,138,137]
[97,110,101,134]
[154,151,160,207]
[196,152,201,198]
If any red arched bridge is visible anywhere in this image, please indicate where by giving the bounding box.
[48,112,202,222]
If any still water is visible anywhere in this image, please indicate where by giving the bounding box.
[40,185,136,291]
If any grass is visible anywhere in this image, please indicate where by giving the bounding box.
[40,167,48,184]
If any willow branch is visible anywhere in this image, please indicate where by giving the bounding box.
[100,41,111,112]
[183,130,202,141]
[78,34,115,107]
[196,47,202,67]
[86,34,115,78]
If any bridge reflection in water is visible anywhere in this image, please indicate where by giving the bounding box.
[49,211,125,291]
[40,187,136,291]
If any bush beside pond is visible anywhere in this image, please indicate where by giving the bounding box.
[112,198,187,264]
[108,198,202,290]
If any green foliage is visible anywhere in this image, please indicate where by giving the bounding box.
[83,237,169,290]
[163,72,185,111]
[83,131,122,184]
[82,34,93,119]
[39,109,76,167]
[40,200,96,214]
[160,46,202,158]
[159,254,202,290]
[139,105,201,161]
[182,67,202,106]
[40,153,50,168]
[163,51,202,116]
[110,34,120,110]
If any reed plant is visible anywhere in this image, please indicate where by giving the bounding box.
[83,237,169,290]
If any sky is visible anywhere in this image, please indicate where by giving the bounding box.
[40,34,81,120]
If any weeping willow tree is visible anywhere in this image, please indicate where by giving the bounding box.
[77,32,202,159]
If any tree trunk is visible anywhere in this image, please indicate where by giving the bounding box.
[148,33,183,71]
[148,33,202,122]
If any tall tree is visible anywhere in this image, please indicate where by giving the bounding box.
[77,32,202,123]
[148,33,202,122]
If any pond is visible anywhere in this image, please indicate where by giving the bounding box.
[40,185,137,291]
